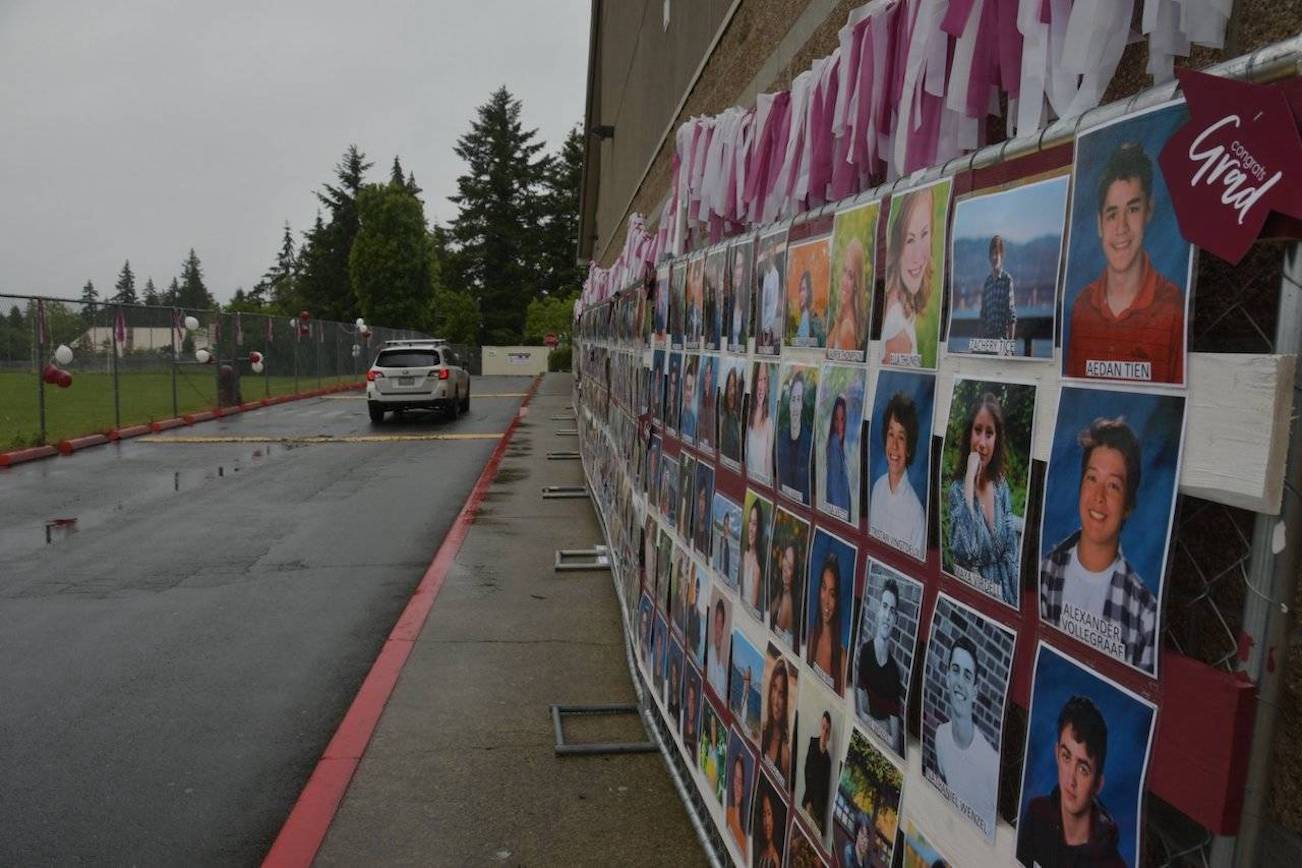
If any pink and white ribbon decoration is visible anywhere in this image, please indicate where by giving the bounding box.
[581,0,1234,312]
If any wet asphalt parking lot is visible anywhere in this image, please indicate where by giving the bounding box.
[0,375,535,864]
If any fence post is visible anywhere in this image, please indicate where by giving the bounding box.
[33,306,46,445]
[1217,242,1302,867]
[171,308,179,418]
[111,304,121,429]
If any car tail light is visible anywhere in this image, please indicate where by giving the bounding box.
[366,369,383,381]
[438,369,450,380]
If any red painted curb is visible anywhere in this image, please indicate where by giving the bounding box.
[151,418,185,433]
[0,445,59,467]
[106,430,121,442]
[240,401,263,413]
[115,424,152,440]
[262,374,543,868]
[58,434,110,455]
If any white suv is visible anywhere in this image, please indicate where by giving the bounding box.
[365,342,470,423]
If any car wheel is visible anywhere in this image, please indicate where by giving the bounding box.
[447,394,459,421]
[368,403,385,424]
[461,388,470,413]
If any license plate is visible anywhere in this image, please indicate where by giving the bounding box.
[398,377,414,386]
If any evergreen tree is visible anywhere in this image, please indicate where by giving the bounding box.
[349,182,432,329]
[446,87,547,344]
[164,277,180,307]
[142,277,160,305]
[405,171,422,197]
[536,126,586,298]
[113,260,137,304]
[177,249,214,309]
[390,155,406,188]
[79,280,99,324]
[261,221,299,312]
[298,145,372,321]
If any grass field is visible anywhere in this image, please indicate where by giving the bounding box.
[0,370,360,450]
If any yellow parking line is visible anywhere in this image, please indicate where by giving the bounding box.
[139,433,504,444]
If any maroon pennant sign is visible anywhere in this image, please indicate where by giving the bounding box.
[1159,69,1302,265]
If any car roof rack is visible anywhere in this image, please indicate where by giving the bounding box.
[382,338,448,347]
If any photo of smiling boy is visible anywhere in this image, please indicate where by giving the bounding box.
[1017,642,1156,868]
[921,594,1016,842]
[1062,101,1192,386]
[868,371,937,562]
[1038,386,1185,677]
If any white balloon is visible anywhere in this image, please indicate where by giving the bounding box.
[195,349,211,364]
[184,315,199,331]
[355,318,366,328]
[251,361,264,374]
[54,344,74,365]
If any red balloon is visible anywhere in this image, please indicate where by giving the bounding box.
[43,364,60,385]
[56,371,73,389]
[248,351,263,364]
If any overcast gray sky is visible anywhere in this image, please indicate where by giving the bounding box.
[0,0,589,306]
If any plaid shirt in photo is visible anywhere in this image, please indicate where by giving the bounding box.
[1039,531,1157,675]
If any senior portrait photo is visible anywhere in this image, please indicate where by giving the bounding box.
[1062,100,1193,386]
[939,378,1038,609]
[946,174,1069,359]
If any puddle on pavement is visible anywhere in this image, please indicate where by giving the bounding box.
[2,443,292,557]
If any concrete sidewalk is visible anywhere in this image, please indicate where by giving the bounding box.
[315,374,707,866]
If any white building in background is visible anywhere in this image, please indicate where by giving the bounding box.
[79,326,211,356]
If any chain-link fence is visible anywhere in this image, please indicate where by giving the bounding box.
[0,293,429,450]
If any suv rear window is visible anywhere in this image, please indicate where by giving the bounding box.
[376,349,440,368]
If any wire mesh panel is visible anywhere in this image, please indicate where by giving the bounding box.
[0,293,434,449]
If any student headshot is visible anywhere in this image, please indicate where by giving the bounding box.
[693,462,715,556]
[666,638,685,721]
[776,364,818,505]
[747,362,777,483]
[1062,102,1192,385]
[941,380,1037,609]
[853,562,922,759]
[720,359,746,468]
[707,591,733,699]
[828,199,878,362]
[666,352,682,431]
[752,772,790,868]
[1017,643,1156,868]
[833,728,905,866]
[686,566,709,664]
[680,354,700,442]
[760,646,797,783]
[816,364,866,526]
[729,238,753,350]
[880,179,950,369]
[705,247,725,350]
[1038,387,1184,677]
[682,664,704,757]
[725,729,758,861]
[687,253,705,347]
[755,229,786,355]
[699,698,728,803]
[868,371,936,561]
[805,529,857,695]
[785,237,829,349]
[670,260,686,348]
[698,354,719,453]
[799,709,835,835]
[922,595,1016,842]
[730,630,765,742]
[713,493,743,588]
[741,491,773,619]
[654,264,670,341]
[767,507,810,653]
